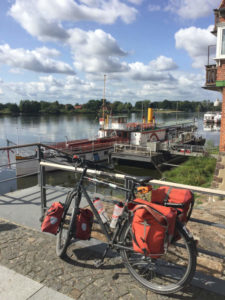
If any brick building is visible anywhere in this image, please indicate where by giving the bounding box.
[204,0,225,152]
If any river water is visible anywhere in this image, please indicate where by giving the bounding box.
[0,112,220,194]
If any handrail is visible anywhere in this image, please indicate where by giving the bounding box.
[40,160,225,197]
[0,143,40,151]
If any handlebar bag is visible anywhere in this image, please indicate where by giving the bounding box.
[131,199,177,258]
[41,202,64,235]
[76,208,93,240]
[151,187,194,224]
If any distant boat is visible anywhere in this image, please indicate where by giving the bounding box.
[204,112,221,124]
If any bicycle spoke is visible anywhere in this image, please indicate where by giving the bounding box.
[120,223,196,294]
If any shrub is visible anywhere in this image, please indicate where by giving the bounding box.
[163,157,216,187]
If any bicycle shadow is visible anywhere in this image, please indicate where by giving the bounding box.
[0,222,18,232]
[62,240,125,271]
[61,241,225,299]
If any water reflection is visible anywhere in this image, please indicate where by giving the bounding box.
[203,123,221,132]
[0,168,17,194]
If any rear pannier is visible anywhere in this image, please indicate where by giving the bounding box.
[151,187,194,224]
[131,199,177,258]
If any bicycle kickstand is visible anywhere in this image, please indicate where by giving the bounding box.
[94,244,110,268]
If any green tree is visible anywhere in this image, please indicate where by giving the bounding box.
[65,104,74,111]
[7,103,20,114]
[19,100,41,114]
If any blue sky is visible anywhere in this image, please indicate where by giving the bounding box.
[0,0,222,104]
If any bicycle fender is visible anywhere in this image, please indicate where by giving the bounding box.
[176,221,198,256]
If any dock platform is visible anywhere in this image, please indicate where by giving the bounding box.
[110,143,214,165]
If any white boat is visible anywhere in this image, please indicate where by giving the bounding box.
[204,112,221,124]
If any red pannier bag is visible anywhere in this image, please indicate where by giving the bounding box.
[151,187,194,224]
[130,199,177,258]
[76,208,93,240]
[41,202,64,235]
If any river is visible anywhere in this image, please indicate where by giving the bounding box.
[0,112,220,194]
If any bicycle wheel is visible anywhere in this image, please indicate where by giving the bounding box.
[119,221,196,294]
[56,191,77,258]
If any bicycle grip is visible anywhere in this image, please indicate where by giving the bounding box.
[164,203,184,208]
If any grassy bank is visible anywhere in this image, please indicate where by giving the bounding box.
[163,157,217,187]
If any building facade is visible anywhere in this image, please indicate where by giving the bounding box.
[204,0,225,152]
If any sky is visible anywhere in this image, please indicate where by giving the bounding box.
[0,0,222,105]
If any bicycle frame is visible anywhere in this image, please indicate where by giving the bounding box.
[73,167,135,251]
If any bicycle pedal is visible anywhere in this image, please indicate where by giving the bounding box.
[94,259,104,268]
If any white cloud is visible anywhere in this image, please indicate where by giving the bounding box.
[9,0,138,42]
[148,5,161,12]
[9,68,23,74]
[165,0,221,20]
[126,0,143,4]
[9,1,69,42]
[127,56,177,82]
[0,44,75,74]
[2,68,218,104]
[139,70,211,100]
[4,75,98,103]
[68,28,129,73]
[149,56,178,71]
[35,47,60,57]
[8,1,135,74]
[175,26,216,68]
[129,61,177,82]
[0,88,3,95]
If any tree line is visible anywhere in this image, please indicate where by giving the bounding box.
[0,99,220,115]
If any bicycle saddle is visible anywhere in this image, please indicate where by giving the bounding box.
[131,176,153,185]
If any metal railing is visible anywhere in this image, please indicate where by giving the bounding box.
[168,143,206,154]
[205,64,217,87]
[114,143,152,157]
[0,143,41,184]
[0,143,73,185]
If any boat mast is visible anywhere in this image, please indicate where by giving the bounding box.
[103,74,106,129]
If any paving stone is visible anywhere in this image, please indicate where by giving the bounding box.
[68,288,82,299]
[0,218,224,299]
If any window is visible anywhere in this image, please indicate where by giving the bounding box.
[216,26,225,59]
[93,153,100,161]
[222,29,225,55]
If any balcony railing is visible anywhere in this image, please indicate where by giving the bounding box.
[204,64,218,90]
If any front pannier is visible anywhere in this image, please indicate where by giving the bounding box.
[131,199,177,258]
[41,202,64,235]
[75,208,93,240]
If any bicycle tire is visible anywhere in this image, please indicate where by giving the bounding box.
[119,221,196,294]
[56,191,77,258]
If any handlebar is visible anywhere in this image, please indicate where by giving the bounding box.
[73,155,114,171]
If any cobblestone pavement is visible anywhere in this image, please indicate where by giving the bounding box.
[0,218,224,300]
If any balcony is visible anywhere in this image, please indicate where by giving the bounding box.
[203,65,220,91]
